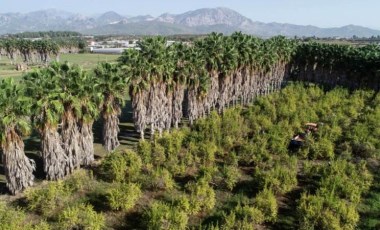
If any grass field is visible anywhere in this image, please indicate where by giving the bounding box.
[0,53,120,80]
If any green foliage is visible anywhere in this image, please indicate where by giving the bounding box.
[64,169,95,192]
[58,204,105,230]
[107,183,142,211]
[298,193,359,230]
[137,140,153,164]
[152,142,167,166]
[318,160,373,204]
[30,221,51,230]
[254,188,278,222]
[157,130,186,157]
[187,179,216,214]
[123,150,143,181]
[198,141,218,167]
[220,107,248,149]
[221,165,241,191]
[0,201,27,230]
[309,137,335,159]
[100,150,142,182]
[145,201,188,230]
[100,151,127,182]
[255,156,298,194]
[149,168,176,191]
[25,181,71,217]
[221,203,265,229]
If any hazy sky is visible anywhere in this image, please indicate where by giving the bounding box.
[2,0,379,29]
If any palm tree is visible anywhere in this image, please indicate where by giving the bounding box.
[171,43,189,129]
[186,47,209,125]
[77,72,102,165]
[0,78,35,194]
[53,62,86,173]
[17,39,34,64]
[119,48,149,139]
[217,36,238,113]
[140,37,170,137]
[94,62,127,152]
[23,67,68,180]
[196,33,225,114]
[3,39,18,65]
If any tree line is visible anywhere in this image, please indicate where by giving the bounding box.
[4,31,82,39]
[1,32,380,195]
[0,38,86,65]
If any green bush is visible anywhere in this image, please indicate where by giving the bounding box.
[100,150,142,182]
[123,150,143,181]
[318,160,373,204]
[137,140,153,164]
[297,193,359,230]
[171,194,191,213]
[108,183,142,211]
[221,203,265,229]
[152,142,167,166]
[58,203,105,230]
[254,188,278,222]
[149,168,175,191]
[187,179,216,214]
[145,201,188,230]
[310,137,335,159]
[100,151,127,182]
[221,165,241,191]
[64,169,95,192]
[255,156,298,194]
[25,181,71,217]
[0,201,27,230]
[29,221,51,230]
[158,129,186,157]
[198,141,218,167]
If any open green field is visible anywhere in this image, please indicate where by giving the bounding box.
[0,53,120,80]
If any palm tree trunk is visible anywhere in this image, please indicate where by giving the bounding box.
[78,120,95,166]
[2,133,35,194]
[62,110,81,173]
[132,91,147,140]
[102,112,120,152]
[41,127,68,180]
[173,84,184,129]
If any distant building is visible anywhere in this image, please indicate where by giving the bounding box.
[91,48,129,54]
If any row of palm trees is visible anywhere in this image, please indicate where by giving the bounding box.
[120,33,297,138]
[2,33,380,195]
[0,62,126,194]
[0,39,60,64]
[291,42,380,89]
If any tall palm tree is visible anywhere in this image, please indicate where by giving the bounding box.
[186,47,209,125]
[171,43,189,129]
[17,39,34,64]
[3,39,18,65]
[119,48,149,139]
[56,63,86,173]
[138,36,171,137]
[217,36,238,113]
[196,33,225,114]
[23,67,68,180]
[94,62,127,152]
[0,78,35,194]
[77,72,102,165]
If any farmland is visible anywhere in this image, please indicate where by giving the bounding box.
[0,33,379,230]
[0,53,120,79]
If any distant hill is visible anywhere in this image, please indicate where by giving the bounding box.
[1,7,380,37]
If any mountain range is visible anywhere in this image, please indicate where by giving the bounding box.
[1,8,380,37]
